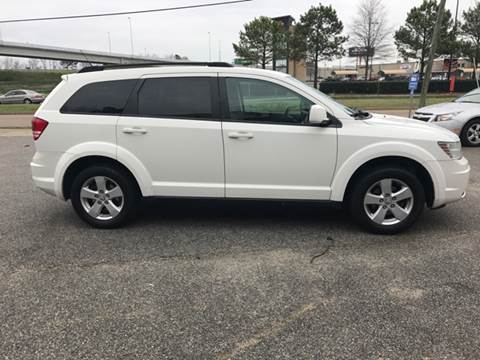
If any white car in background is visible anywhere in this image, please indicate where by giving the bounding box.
[414,88,480,147]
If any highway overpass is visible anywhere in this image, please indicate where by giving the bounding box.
[0,40,165,64]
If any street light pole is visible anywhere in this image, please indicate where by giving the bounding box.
[107,32,112,54]
[128,17,134,57]
[419,0,446,108]
[208,32,212,61]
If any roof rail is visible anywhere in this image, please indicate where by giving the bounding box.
[78,61,234,73]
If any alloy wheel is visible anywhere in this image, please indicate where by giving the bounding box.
[363,178,414,226]
[80,176,124,220]
[467,123,480,145]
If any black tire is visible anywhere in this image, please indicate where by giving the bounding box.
[460,118,480,147]
[70,165,139,228]
[23,98,32,104]
[348,167,425,235]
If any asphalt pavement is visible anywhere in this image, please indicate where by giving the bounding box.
[1,136,480,359]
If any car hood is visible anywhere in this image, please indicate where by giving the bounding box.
[366,113,459,142]
[416,101,478,114]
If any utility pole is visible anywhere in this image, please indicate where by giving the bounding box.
[419,0,446,108]
[447,0,460,81]
[128,17,134,57]
[218,40,221,61]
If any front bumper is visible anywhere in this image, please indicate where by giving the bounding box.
[430,156,470,208]
[430,119,465,136]
[412,112,464,135]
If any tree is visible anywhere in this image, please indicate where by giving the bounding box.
[286,29,307,77]
[60,60,78,69]
[350,0,391,80]
[461,1,480,77]
[233,16,286,69]
[394,0,452,79]
[3,57,13,70]
[294,4,347,89]
[27,59,39,70]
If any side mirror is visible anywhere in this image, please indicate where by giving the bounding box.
[308,105,331,127]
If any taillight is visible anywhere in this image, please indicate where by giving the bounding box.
[32,117,48,140]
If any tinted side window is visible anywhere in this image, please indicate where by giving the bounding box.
[225,78,313,124]
[137,77,212,119]
[61,79,136,114]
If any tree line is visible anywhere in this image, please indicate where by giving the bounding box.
[233,0,480,88]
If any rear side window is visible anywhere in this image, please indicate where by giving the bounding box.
[61,79,136,115]
[137,77,212,119]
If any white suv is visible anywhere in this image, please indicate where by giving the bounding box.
[31,62,470,234]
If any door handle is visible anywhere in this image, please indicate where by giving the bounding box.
[228,131,254,140]
[122,127,147,135]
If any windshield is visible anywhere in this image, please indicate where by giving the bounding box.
[456,89,480,104]
[286,75,371,119]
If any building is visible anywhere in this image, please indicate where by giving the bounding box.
[365,58,476,80]
[271,15,308,81]
[326,57,477,81]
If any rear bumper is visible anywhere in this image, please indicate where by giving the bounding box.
[431,157,470,208]
[30,151,63,198]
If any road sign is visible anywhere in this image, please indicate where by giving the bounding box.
[234,58,251,65]
[348,46,375,57]
[408,73,420,118]
[408,73,420,92]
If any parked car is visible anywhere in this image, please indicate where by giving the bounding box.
[414,88,480,147]
[30,63,470,234]
[0,89,45,104]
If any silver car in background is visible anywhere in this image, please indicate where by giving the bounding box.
[0,89,45,104]
[414,88,480,147]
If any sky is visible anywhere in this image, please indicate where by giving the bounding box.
[0,0,477,66]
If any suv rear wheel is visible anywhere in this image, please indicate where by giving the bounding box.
[348,167,425,234]
[70,165,139,228]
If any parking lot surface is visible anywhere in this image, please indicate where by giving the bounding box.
[1,136,480,359]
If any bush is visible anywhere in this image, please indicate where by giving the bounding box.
[318,79,478,95]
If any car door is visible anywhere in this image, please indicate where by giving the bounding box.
[3,91,16,103]
[14,90,26,103]
[117,73,225,197]
[220,74,338,200]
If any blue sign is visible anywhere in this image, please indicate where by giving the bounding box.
[408,73,420,92]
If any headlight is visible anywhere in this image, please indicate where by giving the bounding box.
[435,112,461,122]
[438,141,462,160]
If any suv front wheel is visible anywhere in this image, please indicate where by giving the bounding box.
[70,165,139,228]
[348,167,425,234]
[460,118,480,147]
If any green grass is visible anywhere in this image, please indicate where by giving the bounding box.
[333,94,459,110]
[0,104,40,114]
